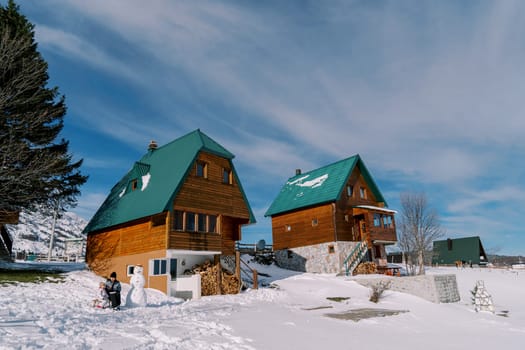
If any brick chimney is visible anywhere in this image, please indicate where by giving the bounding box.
[148,140,158,151]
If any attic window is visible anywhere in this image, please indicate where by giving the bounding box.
[131,179,138,191]
[196,161,208,178]
[360,187,367,199]
[223,168,233,184]
[347,185,353,197]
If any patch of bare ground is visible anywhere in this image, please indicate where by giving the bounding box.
[324,308,408,322]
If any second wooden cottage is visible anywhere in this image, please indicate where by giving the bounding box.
[265,155,397,275]
[84,129,255,298]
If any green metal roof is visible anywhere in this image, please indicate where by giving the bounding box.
[264,154,387,217]
[84,129,255,233]
[432,236,488,265]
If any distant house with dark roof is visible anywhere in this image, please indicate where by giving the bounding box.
[265,155,397,274]
[432,236,488,266]
[84,130,255,297]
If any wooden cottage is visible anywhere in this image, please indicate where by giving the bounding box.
[84,130,255,297]
[265,155,397,274]
[432,236,488,266]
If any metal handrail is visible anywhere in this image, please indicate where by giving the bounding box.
[238,256,258,289]
[344,241,368,276]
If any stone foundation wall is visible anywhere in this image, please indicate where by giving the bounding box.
[355,274,460,303]
[274,242,360,274]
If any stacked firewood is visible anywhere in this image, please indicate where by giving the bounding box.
[221,270,240,295]
[353,261,377,275]
[191,260,240,296]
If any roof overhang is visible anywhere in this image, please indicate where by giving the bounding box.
[167,249,222,256]
[353,205,397,214]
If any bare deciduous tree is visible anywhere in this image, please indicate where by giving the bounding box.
[398,192,444,275]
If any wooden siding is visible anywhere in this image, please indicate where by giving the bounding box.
[221,217,247,255]
[173,152,251,220]
[345,165,382,206]
[168,231,222,252]
[104,249,168,294]
[272,204,335,250]
[170,151,251,254]
[271,163,397,250]
[86,216,167,275]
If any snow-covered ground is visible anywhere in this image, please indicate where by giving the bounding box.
[1,261,524,350]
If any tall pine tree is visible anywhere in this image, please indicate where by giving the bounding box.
[0,0,87,218]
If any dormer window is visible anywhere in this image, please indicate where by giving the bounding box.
[131,179,138,191]
[196,161,207,178]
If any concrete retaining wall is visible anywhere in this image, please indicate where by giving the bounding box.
[355,274,460,303]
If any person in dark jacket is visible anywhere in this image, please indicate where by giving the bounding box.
[105,272,122,310]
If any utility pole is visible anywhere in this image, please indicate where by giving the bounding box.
[47,201,59,262]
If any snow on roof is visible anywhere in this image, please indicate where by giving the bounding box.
[295,174,328,188]
[141,173,151,191]
[353,205,397,213]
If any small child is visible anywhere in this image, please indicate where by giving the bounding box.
[92,282,110,309]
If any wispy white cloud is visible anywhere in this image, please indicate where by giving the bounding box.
[21,0,525,254]
[34,25,141,84]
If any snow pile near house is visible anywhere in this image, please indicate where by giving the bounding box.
[0,263,524,349]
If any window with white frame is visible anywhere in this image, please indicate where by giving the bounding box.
[173,210,218,233]
[151,259,167,276]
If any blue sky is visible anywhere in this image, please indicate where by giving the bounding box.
[12,0,525,255]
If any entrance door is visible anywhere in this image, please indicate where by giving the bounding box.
[354,214,366,241]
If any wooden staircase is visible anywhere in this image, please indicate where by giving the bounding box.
[343,241,368,276]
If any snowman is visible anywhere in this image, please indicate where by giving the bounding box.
[126,264,147,307]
